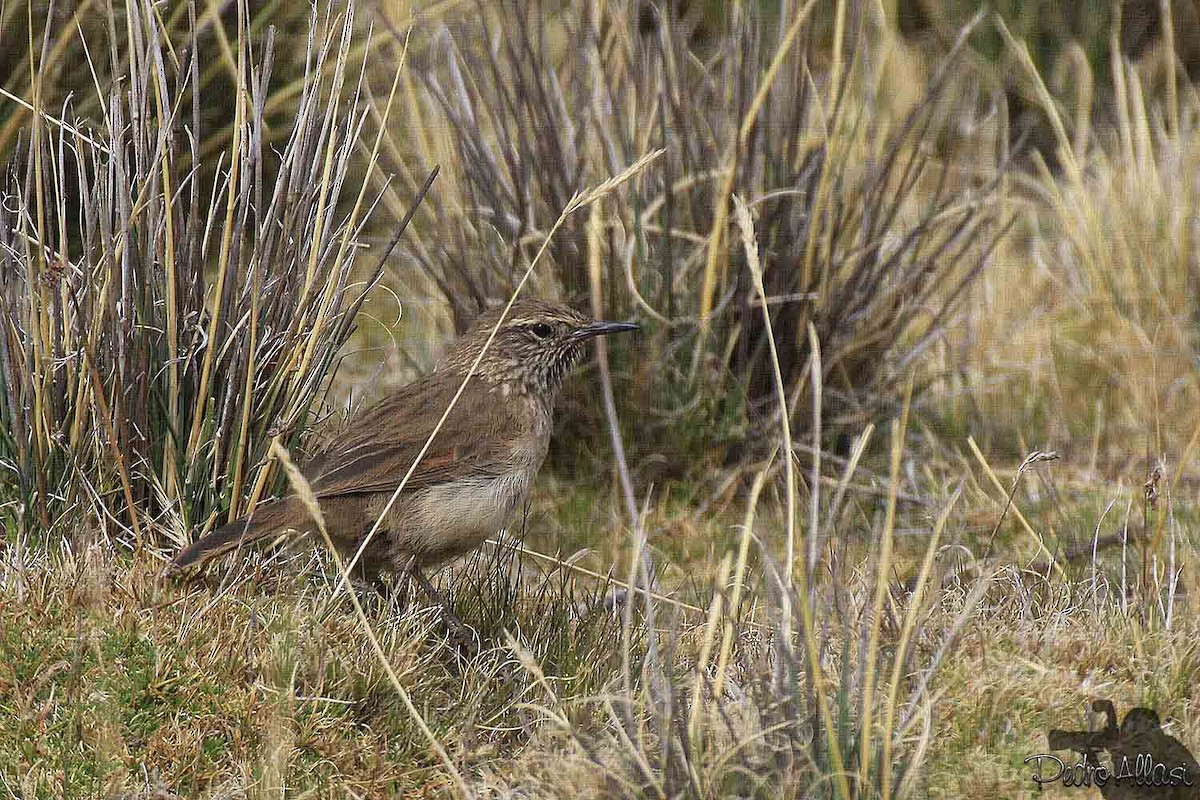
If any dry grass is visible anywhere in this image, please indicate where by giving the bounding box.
[4,453,1194,797]
[933,19,1200,468]
[3,0,1200,798]
[0,535,634,797]
[0,472,988,797]
[926,568,1200,798]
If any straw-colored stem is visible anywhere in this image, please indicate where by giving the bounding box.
[732,195,796,582]
[150,29,181,503]
[85,352,145,547]
[732,193,848,796]
[292,23,408,399]
[967,436,1063,574]
[857,378,911,794]
[712,454,773,698]
[695,0,818,337]
[185,2,248,461]
[588,200,639,524]
[688,552,731,744]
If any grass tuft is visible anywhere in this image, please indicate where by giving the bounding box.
[0,0,415,552]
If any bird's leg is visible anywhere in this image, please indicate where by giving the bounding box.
[410,566,478,657]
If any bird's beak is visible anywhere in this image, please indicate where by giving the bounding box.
[573,320,640,341]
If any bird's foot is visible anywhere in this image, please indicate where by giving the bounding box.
[410,567,480,660]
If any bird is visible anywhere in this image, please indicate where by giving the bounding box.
[166,299,638,593]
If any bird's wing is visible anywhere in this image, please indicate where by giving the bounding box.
[304,375,524,498]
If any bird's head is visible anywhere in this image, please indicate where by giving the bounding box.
[438,300,638,400]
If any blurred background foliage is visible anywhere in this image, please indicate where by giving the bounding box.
[0,1,321,173]
[900,0,1200,170]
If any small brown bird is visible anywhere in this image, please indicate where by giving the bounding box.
[167,300,637,587]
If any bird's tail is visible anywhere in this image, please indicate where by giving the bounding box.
[165,498,307,577]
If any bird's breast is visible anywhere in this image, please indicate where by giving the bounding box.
[404,452,543,564]
[391,406,552,565]
[417,470,531,534]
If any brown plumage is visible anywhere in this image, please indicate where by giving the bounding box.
[166,300,637,582]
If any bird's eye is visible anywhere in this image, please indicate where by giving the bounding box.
[530,323,553,339]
